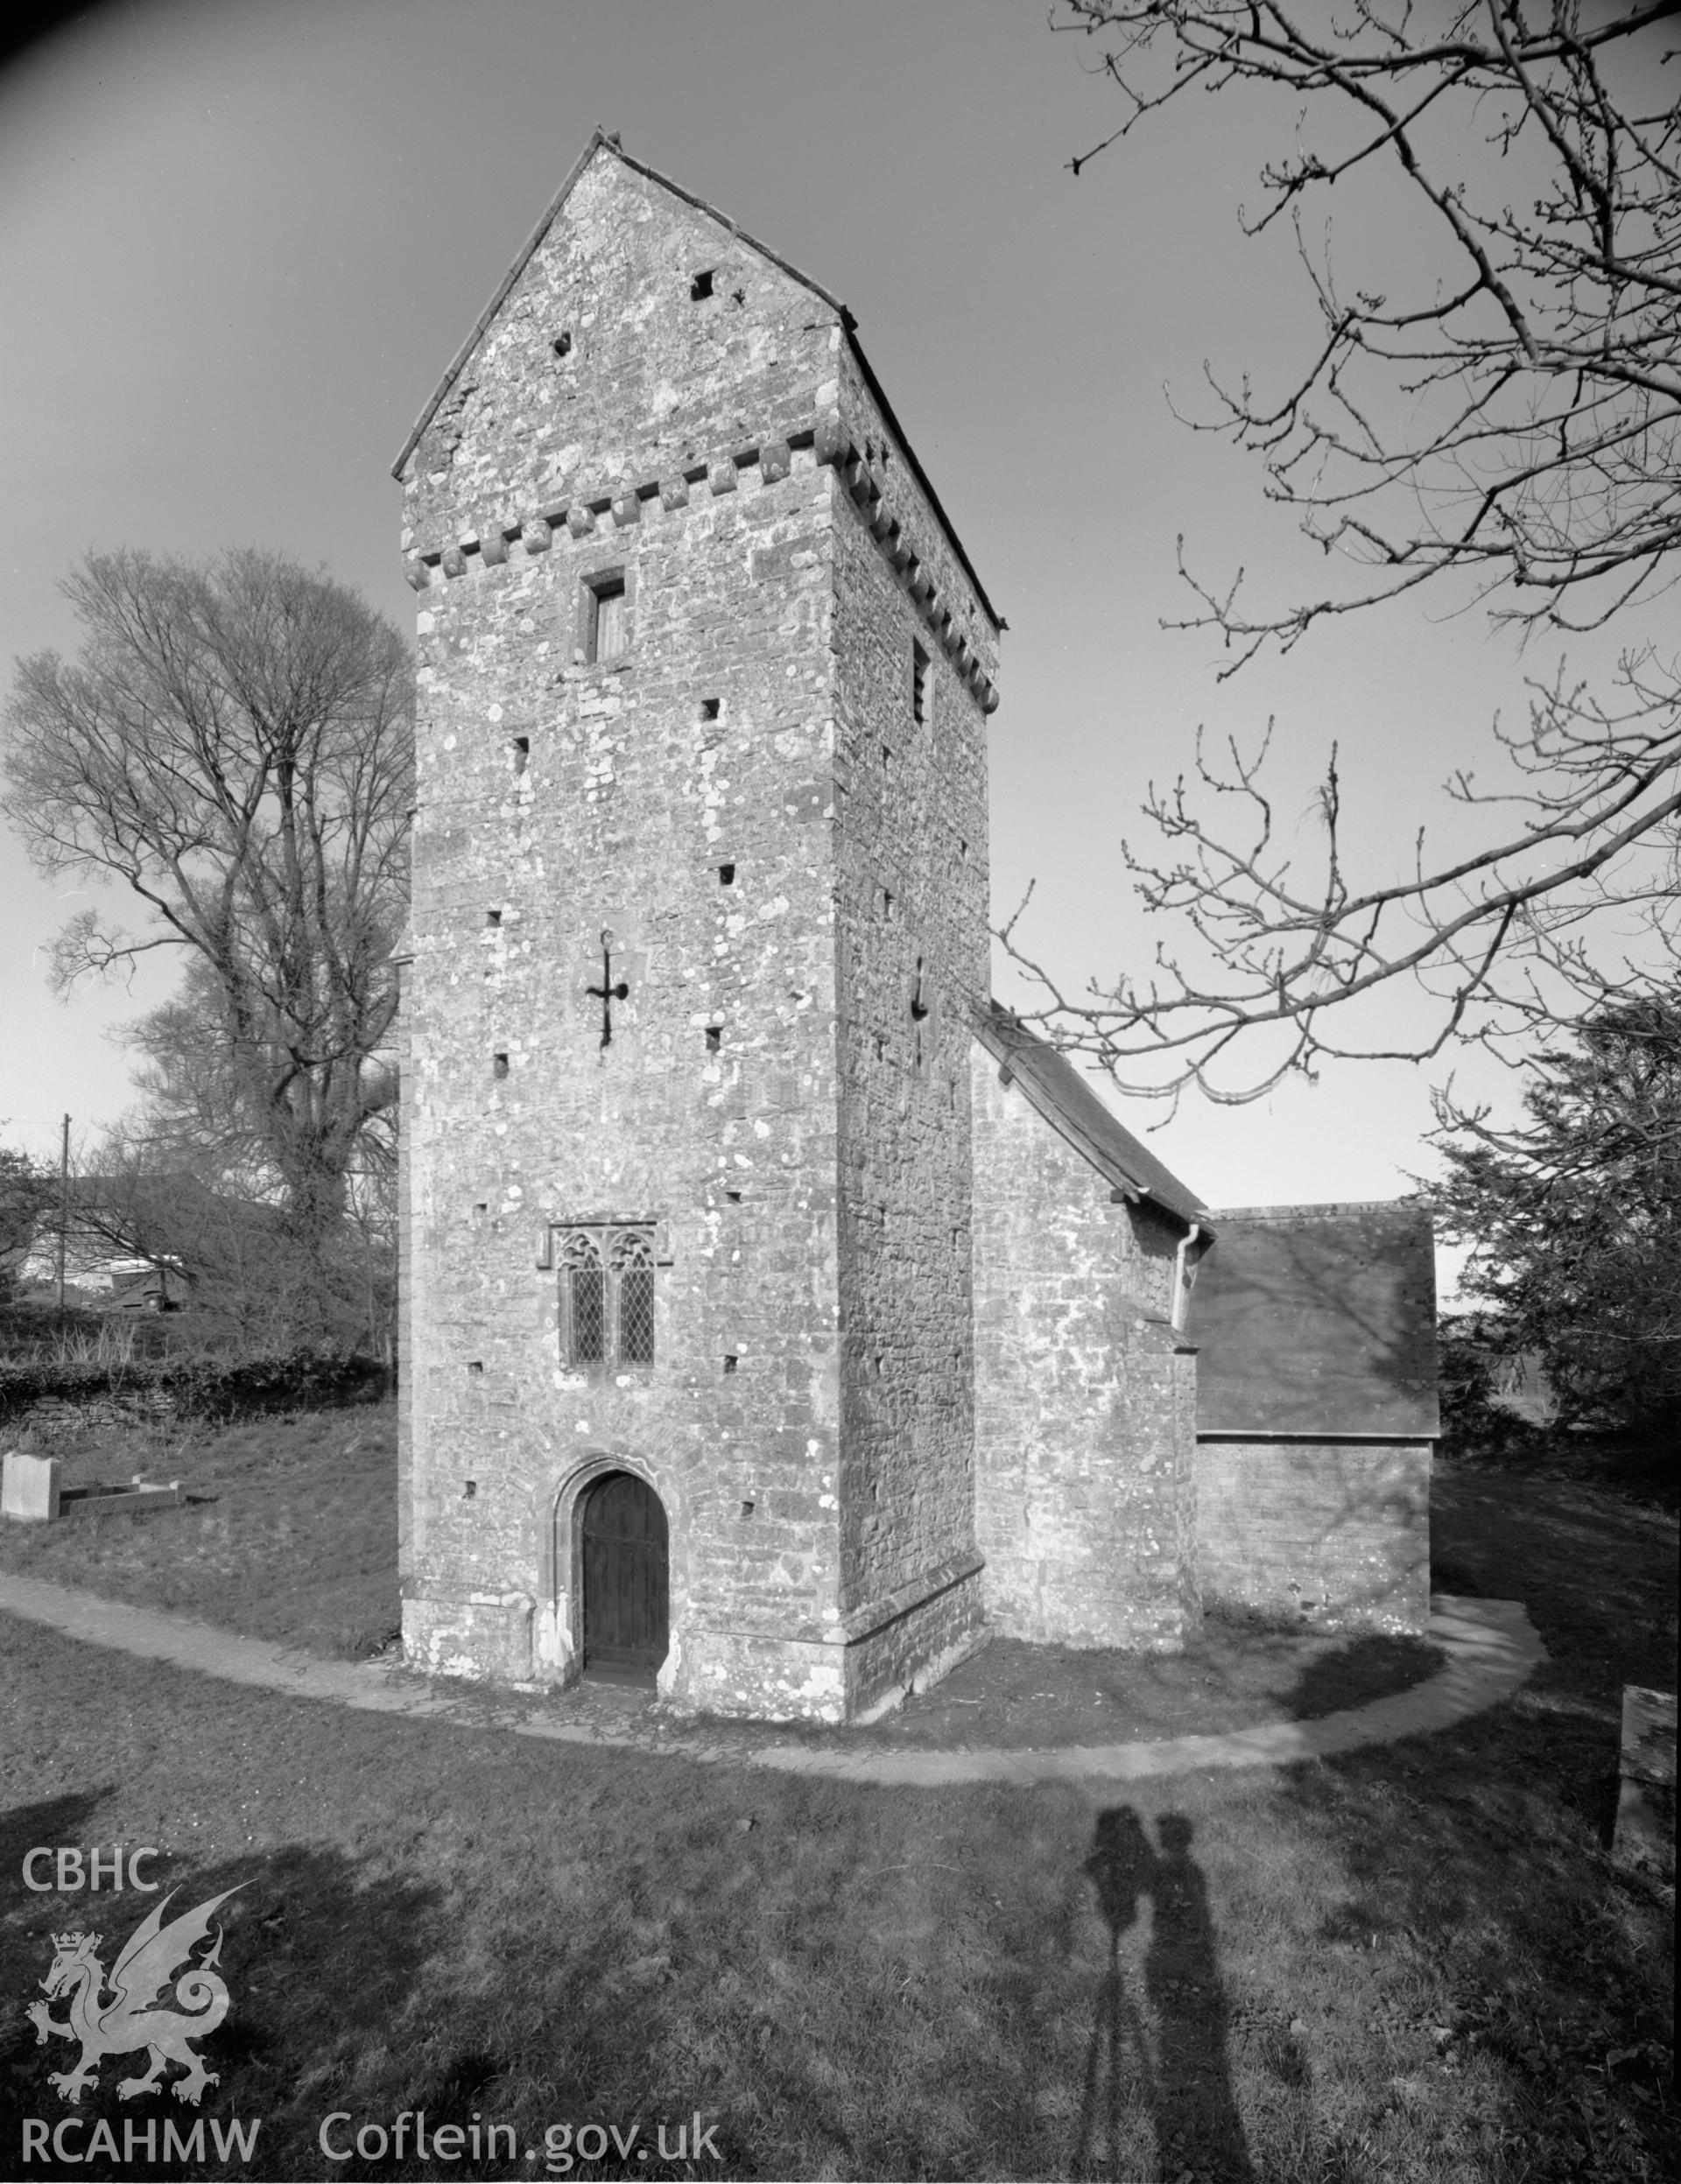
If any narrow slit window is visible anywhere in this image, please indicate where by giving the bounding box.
[511,736,530,776]
[587,575,627,664]
[911,640,930,726]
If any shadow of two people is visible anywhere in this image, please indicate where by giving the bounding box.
[1076,1808,1255,2182]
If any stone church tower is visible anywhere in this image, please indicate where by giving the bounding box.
[393,131,1005,1720]
[393,133,1440,1723]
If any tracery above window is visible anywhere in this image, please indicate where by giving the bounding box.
[541,1220,663,1371]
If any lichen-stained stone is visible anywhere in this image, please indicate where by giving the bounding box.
[390,132,1426,1721]
[969,1043,1200,1653]
[393,133,1003,1722]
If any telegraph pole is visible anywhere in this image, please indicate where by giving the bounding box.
[55,1113,70,1327]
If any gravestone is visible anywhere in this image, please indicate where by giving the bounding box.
[1,1451,61,1523]
[1612,1684,1676,1881]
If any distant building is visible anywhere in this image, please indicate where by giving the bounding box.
[393,132,1438,1722]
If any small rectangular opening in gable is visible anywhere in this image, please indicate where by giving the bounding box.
[705,1026,722,1053]
[700,698,721,723]
[552,331,572,358]
[912,640,930,726]
[492,1051,509,1079]
[510,736,530,776]
[723,1353,738,1374]
[486,909,502,927]
[690,269,714,300]
[718,863,735,885]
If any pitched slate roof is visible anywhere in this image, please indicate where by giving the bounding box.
[390,129,1002,632]
[974,1001,1206,1228]
[1189,1202,1440,1437]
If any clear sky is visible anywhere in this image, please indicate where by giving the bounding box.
[0,0,1643,1256]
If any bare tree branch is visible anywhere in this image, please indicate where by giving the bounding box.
[1019,3,1681,1099]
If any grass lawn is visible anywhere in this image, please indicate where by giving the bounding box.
[0,1422,1675,2180]
[0,1406,398,1659]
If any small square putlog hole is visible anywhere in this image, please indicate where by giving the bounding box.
[723,1354,738,1374]
[691,269,714,300]
[706,1026,722,1053]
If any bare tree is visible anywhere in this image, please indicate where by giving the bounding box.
[1008,2,1680,1102]
[2,548,412,1298]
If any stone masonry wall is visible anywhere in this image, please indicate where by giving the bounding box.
[397,143,1002,1719]
[828,365,995,1689]
[401,154,853,1717]
[969,1050,1199,1652]
[1194,1440,1431,1634]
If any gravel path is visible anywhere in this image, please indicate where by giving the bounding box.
[0,1576,1543,1785]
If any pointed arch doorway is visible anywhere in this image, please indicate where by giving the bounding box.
[580,1471,669,1686]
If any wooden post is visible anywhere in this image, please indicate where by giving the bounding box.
[54,1113,70,1328]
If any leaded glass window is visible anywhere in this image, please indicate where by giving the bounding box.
[555,1224,656,1370]
[612,1229,656,1365]
[561,1231,606,1366]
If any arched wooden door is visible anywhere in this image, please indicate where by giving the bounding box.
[580,1471,669,1683]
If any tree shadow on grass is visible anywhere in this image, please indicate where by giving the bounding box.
[1075,1806,1255,2183]
[1283,1632,1445,1722]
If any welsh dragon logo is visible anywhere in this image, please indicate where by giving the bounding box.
[27,1886,243,2106]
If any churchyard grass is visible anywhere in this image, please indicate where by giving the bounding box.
[0,1405,397,1659]
[0,1433,1674,2180]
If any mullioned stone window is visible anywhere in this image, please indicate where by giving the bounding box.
[558,1225,656,1369]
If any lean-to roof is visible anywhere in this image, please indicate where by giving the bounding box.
[974,1001,1206,1228]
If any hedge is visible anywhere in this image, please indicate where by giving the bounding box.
[0,1350,391,1423]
